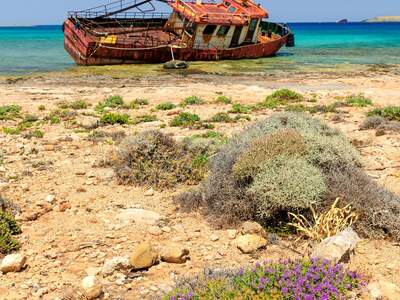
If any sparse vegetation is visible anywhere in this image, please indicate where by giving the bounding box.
[360,116,400,132]
[156,102,176,111]
[0,210,21,254]
[100,112,130,125]
[28,129,44,138]
[178,112,400,240]
[165,259,364,300]
[210,112,234,123]
[180,96,204,107]
[2,127,21,135]
[229,103,252,114]
[345,94,373,107]
[215,95,231,104]
[96,95,124,112]
[112,130,210,189]
[69,99,89,110]
[170,112,201,127]
[367,106,400,121]
[86,130,126,143]
[38,104,46,111]
[0,104,21,120]
[134,114,157,123]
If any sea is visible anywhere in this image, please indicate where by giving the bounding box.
[0,22,399,76]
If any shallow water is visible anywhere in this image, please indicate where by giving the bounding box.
[0,22,399,76]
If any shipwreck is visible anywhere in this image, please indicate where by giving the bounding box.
[63,0,294,65]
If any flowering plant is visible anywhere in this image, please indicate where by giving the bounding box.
[165,259,365,300]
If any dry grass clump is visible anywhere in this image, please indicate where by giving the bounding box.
[112,130,209,190]
[178,112,400,240]
[360,116,400,132]
[289,198,358,242]
[232,129,306,181]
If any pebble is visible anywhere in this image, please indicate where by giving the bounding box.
[210,234,219,242]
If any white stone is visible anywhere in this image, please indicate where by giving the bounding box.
[145,188,154,197]
[368,280,400,299]
[210,234,219,242]
[227,229,237,239]
[81,275,103,300]
[0,253,27,273]
[311,227,360,263]
[101,256,130,275]
[45,194,56,204]
[235,234,267,254]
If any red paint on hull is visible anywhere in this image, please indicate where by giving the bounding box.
[64,19,288,66]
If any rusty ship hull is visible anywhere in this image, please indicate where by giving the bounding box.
[64,0,294,66]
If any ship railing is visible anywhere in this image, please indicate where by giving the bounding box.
[69,11,171,20]
[68,0,156,18]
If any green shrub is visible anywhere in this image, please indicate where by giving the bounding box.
[367,106,400,121]
[100,112,130,125]
[45,109,76,124]
[177,112,399,240]
[70,99,89,110]
[229,103,252,114]
[96,95,124,112]
[308,103,339,114]
[0,211,21,254]
[156,102,176,110]
[285,104,307,112]
[180,96,204,107]
[249,156,326,219]
[29,129,44,138]
[268,89,304,102]
[134,114,157,123]
[345,94,373,107]
[184,131,228,155]
[210,112,234,123]
[170,112,201,127]
[112,130,209,189]
[38,105,46,111]
[3,127,21,135]
[0,104,21,120]
[215,95,231,104]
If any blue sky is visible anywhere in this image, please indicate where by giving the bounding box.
[1,0,399,25]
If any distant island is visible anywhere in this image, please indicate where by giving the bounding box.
[363,16,400,22]
[337,19,348,23]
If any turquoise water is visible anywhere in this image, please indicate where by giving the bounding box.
[0,23,399,75]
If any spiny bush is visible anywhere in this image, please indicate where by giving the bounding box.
[249,156,326,220]
[0,210,21,254]
[232,129,306,181]
[156,102,176,111]
[360,116,400,132]
[171,112,201,127]
[100,112,130,125]
[0,104,21,120]
[345,94,373,107]
[165,259,364,300]
[112,130,210,189]
[180,96,204,107]
[367,106,400,121]
[96,95,124,112]
[215,95,231,104]
[178,112,400,240]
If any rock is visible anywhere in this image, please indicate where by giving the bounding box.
[311,227,360,263]
[368,280,400,299]
[210,234,219,242]
[163,60,188,69]
[101,256,130,275]
[45,194,56,204]
[148,226,163,236]
[161,226,171,233]
[81,275,103,300]
[117,208,162,226]
[240,221,267,238]
[130,241,159,270]
[235,234,267,254]
[160,247,190,264]
[0,253,27,273]
[145,188,154,196]
[227,229,237,239]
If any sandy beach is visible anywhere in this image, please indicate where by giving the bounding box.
[0,67,400,299]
